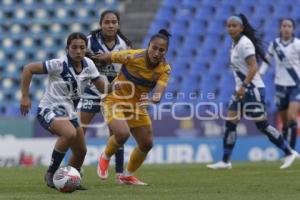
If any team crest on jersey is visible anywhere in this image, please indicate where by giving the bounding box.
[49,60,62,70]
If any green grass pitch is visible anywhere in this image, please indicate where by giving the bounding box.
[1,162,300,200]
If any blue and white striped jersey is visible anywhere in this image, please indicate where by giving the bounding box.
[84,31,130,98]
[230,35,265,90]
[260,37,300,86]
[40,55,100,114]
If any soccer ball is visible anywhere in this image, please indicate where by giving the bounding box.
[53,166,81,193]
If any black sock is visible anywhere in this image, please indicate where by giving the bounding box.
[222,121,237,163]
[287,121,297,149]
[47,149,66,174]
[282,125,288,140]
[256,121,292,155]
[115,146,124,174]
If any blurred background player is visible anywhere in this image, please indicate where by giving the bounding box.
[95,29,171,185]
[77,10,131,182]
[206,14,298,170]
[259,18,300,150]
[20,32,115,189]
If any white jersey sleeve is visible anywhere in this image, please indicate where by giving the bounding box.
[262,38,300,86]
[85,58,100,81]
[240,39,255,59]
[43,58,64,75]
[230,36,265,89]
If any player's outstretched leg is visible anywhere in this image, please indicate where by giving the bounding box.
[256,120,299,169]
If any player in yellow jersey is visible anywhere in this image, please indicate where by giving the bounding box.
[92,29,171,185]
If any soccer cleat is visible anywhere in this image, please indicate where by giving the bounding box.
[97,154,110,179]
[280,150,299,169]
[206,161,232,170]
[118,175,148,186]
[44,172,55,188]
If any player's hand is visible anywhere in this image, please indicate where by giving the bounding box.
[90,53,107,62]
[89,53,106,66]
[235,86,246,100]
[20,96,31,116]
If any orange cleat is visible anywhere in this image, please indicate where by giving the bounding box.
[97,154,110,179]
[118,175,148,186]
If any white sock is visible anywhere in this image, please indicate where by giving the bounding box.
[102,153,110,160]
[123,170,132,176]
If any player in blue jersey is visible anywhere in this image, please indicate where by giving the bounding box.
[20,32,118,189]
[207,14,298,170]
[77,10,131,183]
[260,18,300,150]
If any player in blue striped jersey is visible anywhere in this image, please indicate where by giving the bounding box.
[78,10,131,183]
[207,14,298,170]
[20,32,117,189]
[260,18,300,150]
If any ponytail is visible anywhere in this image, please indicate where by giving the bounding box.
[117,29,132,48]
[238,14,269,64]
[149,29,172,48]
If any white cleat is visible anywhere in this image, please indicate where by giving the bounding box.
[280,150,298,169]
[206,161,232,170]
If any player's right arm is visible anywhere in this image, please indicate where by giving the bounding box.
[259,42,273,75]
[20,62,45,116]
[90,50,133,65]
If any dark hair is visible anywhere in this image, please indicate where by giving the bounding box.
[149,29,172,48]
[279,18,295,38]
[100,10,120,25]
[90,10,132,47]
[280,18,295,29]
[66,32,88,49]
[237,14,268,64]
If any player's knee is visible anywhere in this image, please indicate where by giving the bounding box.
[255,120,269,131]
[114,130,130,145]
[64,129,77,141]
[139,140,153,152]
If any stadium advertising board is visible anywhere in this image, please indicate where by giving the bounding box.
[0,136,291,167]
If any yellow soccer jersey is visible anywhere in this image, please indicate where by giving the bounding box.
[106,49,171,104]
